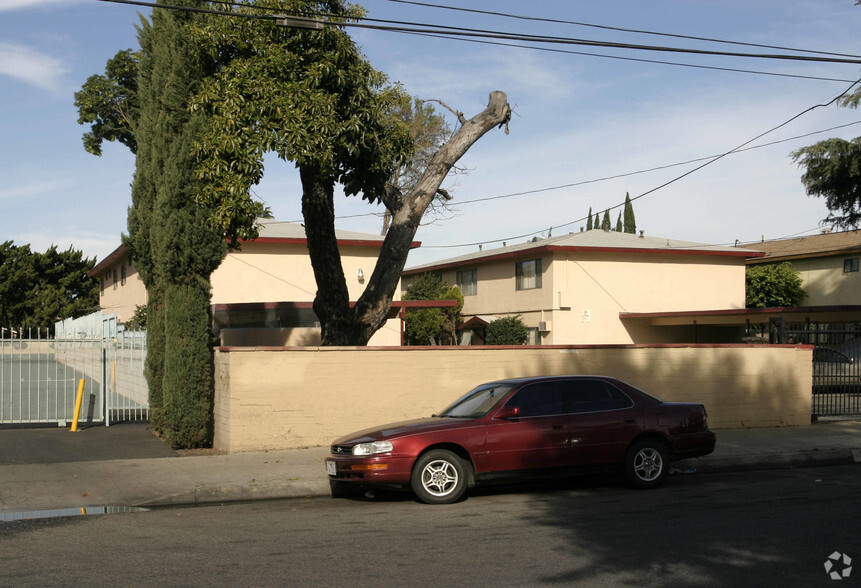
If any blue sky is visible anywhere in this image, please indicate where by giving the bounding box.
[2,0,861,268]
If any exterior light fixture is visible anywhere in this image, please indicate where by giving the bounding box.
[357,268,364,281]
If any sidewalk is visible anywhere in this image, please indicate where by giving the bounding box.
[0,421,859,511]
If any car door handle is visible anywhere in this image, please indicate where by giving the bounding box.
[624,419,636,424]
[552,424,566,430]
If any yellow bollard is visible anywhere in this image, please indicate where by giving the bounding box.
[71,379,85,432]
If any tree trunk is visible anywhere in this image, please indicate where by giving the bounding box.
[307,91,511,346]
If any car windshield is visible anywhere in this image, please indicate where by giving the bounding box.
[436,383,514,418]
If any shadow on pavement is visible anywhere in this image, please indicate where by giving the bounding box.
[0,423,177,465]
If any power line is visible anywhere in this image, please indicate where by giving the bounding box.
[381,0,861,60]
[397,30,858,85]
[274,120,861,225]
[422,79,861,249]
[95,0,861,65]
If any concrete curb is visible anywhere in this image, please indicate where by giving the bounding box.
[676,449,861,475]
[137,479,331,507]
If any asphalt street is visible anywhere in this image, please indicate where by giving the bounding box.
[1,465,859,587]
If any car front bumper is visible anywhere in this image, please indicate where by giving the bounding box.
[325,454,414,486]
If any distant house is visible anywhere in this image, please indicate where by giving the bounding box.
[745,230,861,307]
[87,221,420,346]
[402,229,763,345]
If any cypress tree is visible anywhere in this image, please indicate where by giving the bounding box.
[601,209,611,231]
[623,192,637,234]
[128,1,226,448]
[615,211,622,232]
[586,207,593,230]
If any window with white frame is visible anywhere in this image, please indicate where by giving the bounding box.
[457,269,477,296]
[515,258,542,290]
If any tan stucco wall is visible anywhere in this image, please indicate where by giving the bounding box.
[210,243,386,305]
[792,255,861,306]
[411,250,746,345]
[97,242,401,344]
[97,259,147,324]
[213,345,813,452]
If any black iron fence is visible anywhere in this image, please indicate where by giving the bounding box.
[770,320,861,420]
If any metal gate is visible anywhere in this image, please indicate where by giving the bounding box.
[0,319,148,427]
[774,320,861,420]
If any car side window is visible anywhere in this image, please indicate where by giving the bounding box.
[569,379,633,413]
[505,382,566,417]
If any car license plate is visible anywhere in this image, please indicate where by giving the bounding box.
[326,460,337,476]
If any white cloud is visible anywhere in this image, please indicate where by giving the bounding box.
[0,178,70,200]
[0,0,76,11]
[0,41,67,92]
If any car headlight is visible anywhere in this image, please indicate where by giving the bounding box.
[352,441,393,456]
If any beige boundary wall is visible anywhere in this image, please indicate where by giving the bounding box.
[213,345,814,453]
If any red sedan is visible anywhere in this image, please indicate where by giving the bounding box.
[325,376,716,504]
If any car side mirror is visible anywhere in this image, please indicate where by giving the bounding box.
[495,406,520,420]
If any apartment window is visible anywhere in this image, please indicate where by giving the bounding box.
[844,258,859,273]
[457,269,477,296]
[121,264,127,286]
[102,272,108,295]
[515,259,542,290]
[526,327,540,346]
[113,269,118,290]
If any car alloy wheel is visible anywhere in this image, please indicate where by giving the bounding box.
[411,449,468,504]
[624,439,669,489]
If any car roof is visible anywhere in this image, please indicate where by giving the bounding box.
[482,375,618,385]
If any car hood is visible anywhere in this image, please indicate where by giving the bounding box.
[331,417,477,446]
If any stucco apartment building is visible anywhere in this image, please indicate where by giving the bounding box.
[89,220,418,346]
[745,229,861,307]
[402,229,764,345]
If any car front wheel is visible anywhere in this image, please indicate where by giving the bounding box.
[411,449,468,504]
[624,438,669,489]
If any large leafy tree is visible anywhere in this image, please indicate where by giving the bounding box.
[76,0,509,357]
[191,1,511,346]
[0,242,99,329]
[745,262,806,308]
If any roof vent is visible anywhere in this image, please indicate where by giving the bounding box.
[639,230,645,238]
[821,228,832,234]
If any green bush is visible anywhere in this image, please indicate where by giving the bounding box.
[746,262,806,308]
[485,316,529,345]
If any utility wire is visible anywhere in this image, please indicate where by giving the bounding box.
[96,0,861,65]
[423,78,861,249]
[381,0,861,60]
[216,0,861,61]
[275,120,861,225]
[398,30,858,85]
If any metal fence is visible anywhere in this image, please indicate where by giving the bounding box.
[0,324,148,427]
[778,321,861,420]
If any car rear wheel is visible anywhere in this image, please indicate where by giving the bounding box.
[411,449,468,504]
[624,438,669,489]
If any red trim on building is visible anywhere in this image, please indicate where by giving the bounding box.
[620,305,861,320]
[244,237,421,249]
